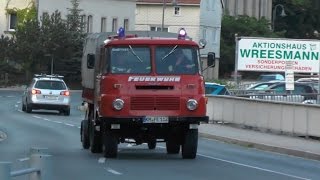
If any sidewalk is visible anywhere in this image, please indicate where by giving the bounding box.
[199,123,320,161]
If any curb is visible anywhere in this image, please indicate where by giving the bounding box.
[199,132,320,161]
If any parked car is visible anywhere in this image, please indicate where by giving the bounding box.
[246,81,282,90]
[22,74,71,115]
[258,74,284,82]
[249,82,318,104]
[205,82,230,95]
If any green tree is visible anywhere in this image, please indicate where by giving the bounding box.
[13,4,41,80]
[273,0,320,38]
[219,15,283,78]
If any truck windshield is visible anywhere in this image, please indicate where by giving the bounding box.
[155,46,199,74]
[110,46,151,74]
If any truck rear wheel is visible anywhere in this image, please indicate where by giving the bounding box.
[103,132,118,158]
[182,129,198,159]
[166,140,180,154]
[81,120,90,149]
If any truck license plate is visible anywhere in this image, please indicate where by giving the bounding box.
[143,116,169,123]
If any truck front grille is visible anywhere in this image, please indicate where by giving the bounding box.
[130,96,180,110]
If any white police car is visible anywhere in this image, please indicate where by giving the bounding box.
[22,74,71,115]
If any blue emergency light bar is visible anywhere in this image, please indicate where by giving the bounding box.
[117,27,125,38]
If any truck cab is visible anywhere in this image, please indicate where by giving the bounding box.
[81,28,214,159]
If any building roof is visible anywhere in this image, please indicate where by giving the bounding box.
[137,0,200,5]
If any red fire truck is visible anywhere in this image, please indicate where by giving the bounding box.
[80,28,215,159]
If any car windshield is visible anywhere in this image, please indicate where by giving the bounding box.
[155,46,199,74]
[109,46,151,74]
[34,80,66,90]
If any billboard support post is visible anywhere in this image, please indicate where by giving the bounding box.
[234,34,239,88]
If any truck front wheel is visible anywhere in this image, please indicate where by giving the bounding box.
[103,132,118,158]
[89,124,102,153]
[182,129,198,159]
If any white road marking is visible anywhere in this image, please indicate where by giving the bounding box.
[16,101,21,104]
[77,126,81,129]
[33,116,42,119]
[158,146,310,180]
[64,123,74,127]
[18,158,30,162]
[197,153,311,180]
[51,121,62,124]
[7,96,14,98]
[98,157,106,164]
[104,168,122,175]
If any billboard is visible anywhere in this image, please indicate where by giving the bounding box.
[237,37,320,73]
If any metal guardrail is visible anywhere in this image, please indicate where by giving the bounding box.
[0,148,51,180]
[229,89,320,104]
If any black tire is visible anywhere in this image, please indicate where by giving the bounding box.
[81,120,90,149]
[26,103,32,113]
[166,140,180,154]
[103,132,118,158]
[147,139,157,150]
[182,129,198,159]
[22,102,26,112]
[89,123,102,153]
[64,108,70,116]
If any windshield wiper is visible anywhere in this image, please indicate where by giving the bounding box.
[128,45,143,63]
[161,45,178,62]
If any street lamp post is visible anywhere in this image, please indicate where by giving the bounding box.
[272,4,286,31]
[161,0,166,32]
[161,0,177,32]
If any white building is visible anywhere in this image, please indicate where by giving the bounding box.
[135,0,224,79]
[0,0,136,35]
[223,0,272,20]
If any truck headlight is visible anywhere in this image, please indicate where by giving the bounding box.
[113,99,124,110]
[187,99,198,111]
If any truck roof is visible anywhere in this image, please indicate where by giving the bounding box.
[105,38,199,46]
[86,31,199,47]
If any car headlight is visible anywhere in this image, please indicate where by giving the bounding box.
[112,99,124,110]
[187,99,198,111]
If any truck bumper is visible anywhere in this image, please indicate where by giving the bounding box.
[100,116,209,124]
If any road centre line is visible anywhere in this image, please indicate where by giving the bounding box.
[104,168,122,175]
[64,123,75,127]
[98,157,106,164]
[158,146,310,180]
[32,115,42,119]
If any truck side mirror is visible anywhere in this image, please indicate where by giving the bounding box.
[87,54,95,69]
[207,52,215,68]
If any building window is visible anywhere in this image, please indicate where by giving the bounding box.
[81,15,86,32]
[112,18,118,32]
[174,6,181,16]
[202,28,207,39]
[124,19,129,30]
[150,26,168,32]
[8,13,17,31]
[101,17,107,32]
[87,15,93,33]
[212,29,217,43]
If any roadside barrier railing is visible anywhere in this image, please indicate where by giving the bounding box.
[0,147,51,180]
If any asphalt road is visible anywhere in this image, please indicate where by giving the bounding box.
[0,90,320,180]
